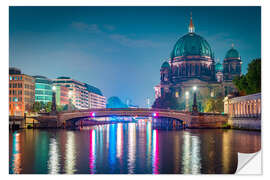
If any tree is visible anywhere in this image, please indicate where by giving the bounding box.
[233,58,261,95]
[152,92,180,110]
[62,104,69,111]
[56,105,63,112]
[45,102,52,112]
[32,102,42,112]
[204,97,224,113]
[246,58,261,94]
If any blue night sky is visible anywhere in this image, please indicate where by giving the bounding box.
[9,6,261,107]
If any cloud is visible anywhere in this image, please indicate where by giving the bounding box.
[71,21,165,48]
[109,34,164,48]
[103,24,116,31]
[71,22,101,33]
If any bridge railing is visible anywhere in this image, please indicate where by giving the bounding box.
[57,108,188,114]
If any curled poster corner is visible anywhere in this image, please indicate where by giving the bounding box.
[236,151,262,175]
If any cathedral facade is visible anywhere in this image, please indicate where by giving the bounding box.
[154,15,242,111]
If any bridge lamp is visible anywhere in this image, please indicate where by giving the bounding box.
[90,112,96,117]
[152,112,158,117]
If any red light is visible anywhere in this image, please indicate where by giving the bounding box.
[90,112,95,117]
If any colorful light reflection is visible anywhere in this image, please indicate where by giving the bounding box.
[65,131,76,174]
[48,138,60,174]
[128,123,136,173]
[117,123,123,159]
[89,129,96,174]
[10,132,21,174]
[152,129,159,174]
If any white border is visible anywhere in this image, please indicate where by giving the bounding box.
[1,0,269,179]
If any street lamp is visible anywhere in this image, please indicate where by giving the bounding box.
[185,91,189,112]
[68,91,73,111]
[192,86,198,114]
[51,86,57,113]
[52,86,56,92]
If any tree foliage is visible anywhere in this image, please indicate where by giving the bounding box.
[32,102,42,112]
[152,92,180,110]
[203,97,224,113]
[233,58,261,95]
[45,102,52,112]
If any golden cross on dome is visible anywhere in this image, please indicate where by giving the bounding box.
[189,12,195,33]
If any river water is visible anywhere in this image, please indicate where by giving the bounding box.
[9,119,261,174]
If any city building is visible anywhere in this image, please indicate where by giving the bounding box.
[85,84,106,109]
[9,67,35,116]
[53,85,69,107]
[33,75,53,104]
[154,14,242,111]
[52,77,89,109]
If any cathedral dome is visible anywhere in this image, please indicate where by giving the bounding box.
[170,33,214,59]
[161,61,170,69]
[225,46,240,60]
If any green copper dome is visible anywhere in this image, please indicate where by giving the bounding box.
[171,33,214,59]
[225,47,240,59]
[161,61,170,68]
[215,62,223,72]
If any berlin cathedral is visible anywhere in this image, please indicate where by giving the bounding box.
[154,14,242,111]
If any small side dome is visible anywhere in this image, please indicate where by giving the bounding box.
[215,62,223,72]
[225,46,240,60]
[161,61,170,69]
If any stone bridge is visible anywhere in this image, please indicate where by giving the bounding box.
[36,108,228,128]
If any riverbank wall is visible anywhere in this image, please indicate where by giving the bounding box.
[228,117,261,130]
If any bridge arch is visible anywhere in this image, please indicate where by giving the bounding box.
[58,108,189,125]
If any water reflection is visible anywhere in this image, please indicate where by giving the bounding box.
[173,132,180,173]
[182,132,191,173]
[128,123,136,173]
[109,124,117,172]
[9,119,261,174]
[117,123,123,159]
[10,132,21,174]
[65,131,76,174]
[48,137,60,174]
[152,129,160,174]
[181,132,201,174]
[89,129,96,174]
[190,136,201,174]
[146,122,152,170]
